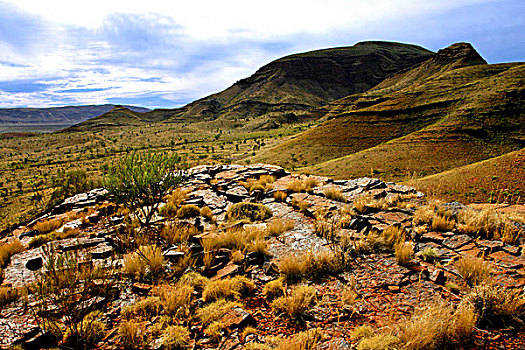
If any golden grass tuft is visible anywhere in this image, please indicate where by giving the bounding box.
[267,218,295,236]
[160,284,194,318]
[457,208,523,244]
[0,239,24,267]
[161,222,198,245]
[118,320,146,349]
[455,257,491,286]
[176,204,201,218]
[276,328,322,350]
[202,275,255,303]
[323,187,347,202]
[273,190,288,202]
[272,285,317,318]
[33,218,63,234]
[196,299,242,325]
[263,277,286,300]
[286,178,318,193]
[226,202,272,222]
[395,242,414,266]
[178,271,209,292]
[162,325,190,350]
[431,215,455,232]
[0,286,21,307]
[200,206,215,221]
[123,245,165,282]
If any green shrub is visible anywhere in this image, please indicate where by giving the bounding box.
[104,152,184,226]
[226,202,272,222]
[177,204,201,218]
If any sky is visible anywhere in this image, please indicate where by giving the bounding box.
[0,0,523,109]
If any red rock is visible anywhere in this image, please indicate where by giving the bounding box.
[132,282,152,295]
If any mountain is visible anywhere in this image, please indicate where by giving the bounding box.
[68,42,434,131]
[0,105,150,125]
[254,43,524,180]
[64,105,161,131]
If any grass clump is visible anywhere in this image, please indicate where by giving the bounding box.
[276,250,343,282]
[455,257,491,286]
[323,187,347,202]
[160,284,194,318]
[276,328,322,350]
[202,275,255,302]
[271,285,316,318]
[395,242,414,266]
[122,297,163,319]
[267,218,294,236]
[273,190,288,202]
[161,222,198,245]
[118,320,146,349]
[177,204,201,219]
[200,206,215,221]
[350,325,374,341]
[464,284,525,328]
[0,239,24,267]
[420,247,438,263]
[0,286,21,307]
[162,325,190,350]
[196,299,242,325]
[178,271,209,292]
[286,178,318,193]
[33,218,63,234]
[457,208,523,244]
[263,277,286,300]
[123,245,165,282]
[226,202,272,222]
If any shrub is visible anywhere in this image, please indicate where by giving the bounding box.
[420,247,438,263]
[272,285,316,318]
[323,187,347,202]
[159,202,178,218]
[202,276,255,303]
[455,257,491,286]
[263,277,286,300]
[226,202,272,222]
[249,184,265,194]
[177,204,201,219]
[33,247,116,347]
[162,325,190,350]
[0,239,24,267]
[49,170,100,207]
[273,190,288,202]
[276,328,322,350]
[105,152,184,226]
[267,219,294,236]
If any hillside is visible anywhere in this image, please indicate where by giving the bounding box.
[68,42,433,131]
[0,105,149,126]
[254,43,524,179]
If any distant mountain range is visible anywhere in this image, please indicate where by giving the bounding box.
[0,105,150,125]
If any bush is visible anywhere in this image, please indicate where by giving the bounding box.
[178,271,209,292]
[457,208,523,244]
[272,285,317,318]
[226,202,272,222]
[161,222,198,245]
[33,218,63,234]
[49,170,100,207]
[105,152,184,226]
[159,202,178,218]
[420,247,438,263]
[200,206,214,221]
[177,204,201,218]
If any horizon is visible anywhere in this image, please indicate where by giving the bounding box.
[0,0,523,109]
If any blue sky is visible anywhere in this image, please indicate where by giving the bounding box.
[0,0,523,109]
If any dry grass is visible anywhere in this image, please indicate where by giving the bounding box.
[196,299,242,325]
[263,277,286,300]
[202,275,255,302]
[123,245,165,282]
[226,202,272,222]
[276,252,312,282]
[160,284,194,318]
[419,247,438,263]
[431,215,455,232]
[121,297,162,319]
[161,222,198,245]
[176,204,201,218]
[381,225,407,249]
[455,257,491,286]
[162,325,190,350]
[178,271,209,292]
[0,286,21,307]
[272,285,317,318]
[200,206,215,221]
[118,320,146,349]
[351,326,374,341]
[33,218,63,234]
[165,188,188,207]
[159,202,178,218]
[276,328,322,350]
[314,215,340,242]
[323,187,347,202]
[464,284,525,328]
[286,178,318,193]
[457,208,523,244]
[273,190,288,202]
[267,218,295,236]
[395,242,414,266]
[0,239,24,267]
[290,197,311,212]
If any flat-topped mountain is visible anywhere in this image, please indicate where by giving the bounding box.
[0,104,149,126]
[69,42,433,131]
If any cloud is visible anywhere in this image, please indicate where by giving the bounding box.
[0,0,523,108]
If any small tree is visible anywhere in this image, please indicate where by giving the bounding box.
[105,152,185,227]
